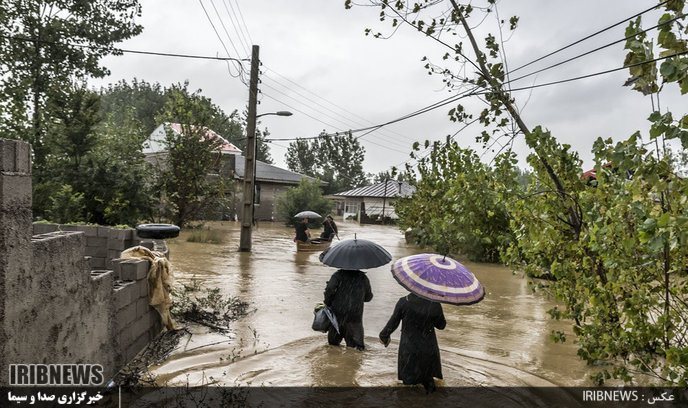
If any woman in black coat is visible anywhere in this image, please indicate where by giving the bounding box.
[324,269,373,350]
[379,293,446,393]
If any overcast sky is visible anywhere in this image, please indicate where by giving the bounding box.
[90,0,686,175]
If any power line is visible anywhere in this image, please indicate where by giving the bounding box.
[265,85,481,142]
[263,66,420,143]
[197,0,246,77]
[223,0,252,55]
[260,75,418,150]
[506,12,687,86]
[509,0,670,74]
[262,47,687,145]
[0,33,249,62]
[232,0,254,46]
[504,49,688,93]
[208,0,244,60]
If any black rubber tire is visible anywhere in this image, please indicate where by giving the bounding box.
[136,224,180,239]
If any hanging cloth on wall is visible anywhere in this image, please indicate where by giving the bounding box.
[120,246,176,330]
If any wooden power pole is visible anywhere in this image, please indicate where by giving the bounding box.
[239,45,260,252]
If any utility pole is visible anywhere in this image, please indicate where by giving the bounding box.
[239,45,260,252]
[381,178,388,225]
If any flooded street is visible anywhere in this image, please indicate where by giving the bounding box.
[151,221,594,388]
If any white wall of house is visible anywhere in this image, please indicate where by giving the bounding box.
[363,197,400,219]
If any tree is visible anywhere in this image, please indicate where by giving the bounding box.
[286,139,318,176]
[285,132,368,194]
[153,83,225,227]
[99,79,167,135]
[34,83,152,226]
[275,179,333,227]
[350,0,688,384]
[0,0,143,170]
[396,140,519,262]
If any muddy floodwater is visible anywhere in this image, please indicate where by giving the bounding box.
[150,221,595,389]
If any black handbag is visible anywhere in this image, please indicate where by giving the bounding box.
[312,306,331,332]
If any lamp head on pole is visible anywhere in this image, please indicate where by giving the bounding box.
[256,110,293,119]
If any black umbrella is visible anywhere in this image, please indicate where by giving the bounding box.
[319,236,392,269]
[294,211,322,219]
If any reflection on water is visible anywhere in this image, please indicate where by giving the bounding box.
[153,221,593,387]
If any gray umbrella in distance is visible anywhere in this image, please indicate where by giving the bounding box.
[319,237,392,269]
[294,211,322,219]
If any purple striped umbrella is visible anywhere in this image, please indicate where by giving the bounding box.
[391,253,485,305]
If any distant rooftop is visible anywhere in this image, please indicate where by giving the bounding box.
[233,155,323,185]
[143,123,242,155]
[332,180,415,198]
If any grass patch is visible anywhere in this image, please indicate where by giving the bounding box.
[186,228,225,244]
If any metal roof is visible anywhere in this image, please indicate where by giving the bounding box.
[233,155,322,185]
[332,180,415,198]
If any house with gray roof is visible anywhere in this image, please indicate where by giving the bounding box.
[143,124,318,222]
[228,155,322,221]
[329,180,415,222]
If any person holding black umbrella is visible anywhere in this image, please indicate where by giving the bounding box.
[294,217,311,243]
[323,269,373,350]
[320,236,392,351]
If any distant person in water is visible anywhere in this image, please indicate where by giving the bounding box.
[294,217,311,243]
[320,215,338,241]
[379,293,446,393]
[324,269,373,350]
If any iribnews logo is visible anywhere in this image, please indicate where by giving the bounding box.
[9,364,104,386]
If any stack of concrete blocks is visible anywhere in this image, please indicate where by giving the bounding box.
[109,257,164,364]
[0,138,166,383]
[32,223,140,270]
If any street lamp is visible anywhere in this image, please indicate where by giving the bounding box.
[257,111,293,118]
[239,110,293,252]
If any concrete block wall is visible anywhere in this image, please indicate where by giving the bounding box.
[1,138,165,384]
[32,223,141,270]
[110,258,163,364]
[0,139,33,385]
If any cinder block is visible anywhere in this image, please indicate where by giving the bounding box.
[110,228,133,240]
[111,259,122,280]
[1,139,17,172]
[132,315,149,339]
[86,236,107,247]
[89,257,106,269]
[107,239,127,251]
[14,141,30,173]
[135,297,150,317]
[59,224,78,231]
[33,223,58,235]
[117,322,133,348]
[85,246,107,258]
[135,260,149,279]
[113,281,135,310]
[77,225,99,237]
[119,302,137,328]
[97,226,111,237]
[120,260,137,281]
[108,249,121,260]
[138,279,149,298]
[139,240,154,250]
[120,260,148,281]
[124,239,141,250]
